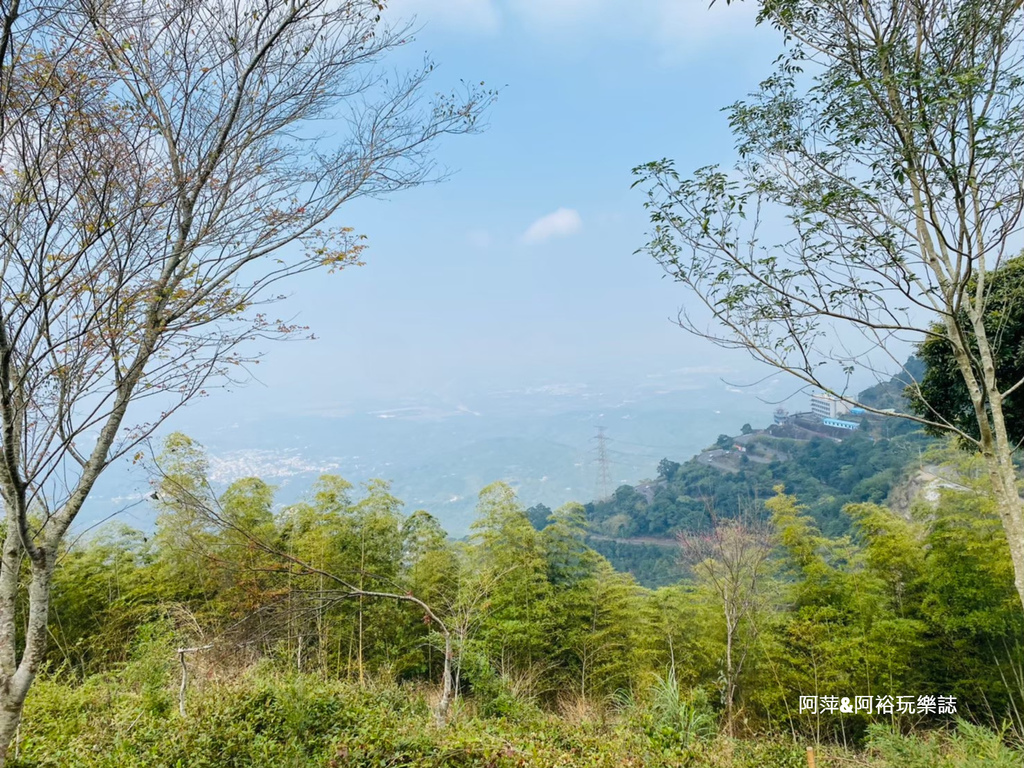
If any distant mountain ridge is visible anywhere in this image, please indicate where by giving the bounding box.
[857,356,925,411]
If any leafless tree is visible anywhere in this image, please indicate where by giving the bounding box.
[0,0,491,759]
[678,508,772,737]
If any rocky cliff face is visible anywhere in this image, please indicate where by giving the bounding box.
[886,464,971,518]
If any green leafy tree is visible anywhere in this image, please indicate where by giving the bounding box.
[561,561,651,699]
[542,503,597,588]
[846,503,926,617]
[150,433,222,605]
[920,489,1024,713]
[658,459,682,481]
[526,503,553,532]
[348,480,405,682]
[468,482,553,680]
[278,476,407,680]
[277,475,356,673]
[49,526,155,675]
[649,584,721,691]
[763,489,930,736]
[521,503,657,700]
[213,478,281,624]
[399,510,460,679]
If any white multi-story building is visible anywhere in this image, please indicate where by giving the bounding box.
[810,392,849,420]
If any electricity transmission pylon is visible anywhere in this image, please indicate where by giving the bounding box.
[592,426,611,500]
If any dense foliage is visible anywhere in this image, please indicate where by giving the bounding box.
[588,425,931,542]
[586,539,680,589]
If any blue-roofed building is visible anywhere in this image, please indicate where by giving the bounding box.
[822,417,860,431]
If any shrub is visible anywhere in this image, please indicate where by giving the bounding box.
[866,720,1023,768]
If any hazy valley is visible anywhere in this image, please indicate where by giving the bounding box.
[85,371,777,535]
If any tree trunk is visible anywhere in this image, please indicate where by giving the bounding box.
[358,543,365,685]
[0,517,23,679]
[434,630,454,727]
[0,553,54,768]
[0,699,20,768]
[725,619,735,739]
[722,578,736,740]
[983,446,1024,614]
[978,360,1024,616]
[944,309,1024,619]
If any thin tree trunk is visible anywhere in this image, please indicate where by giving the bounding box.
[318,567,326,672]
[435,630,454,727]
[947,310,1024,617]
[453,628,465,700]
[725,618,735,739]
[178,650,189,717]
[0,517,23,679]
[0,555,54,768]
[580,651,587,701]
[979,366,1024,616]
[985,450,1024,613]
[358,542,365,685]
[0,694,21,768]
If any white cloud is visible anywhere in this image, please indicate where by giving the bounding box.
[385,0,501,34]
[522,208,583,244]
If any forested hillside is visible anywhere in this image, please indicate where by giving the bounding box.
[19,431,1023,766]
[575,367,935,586]
[588,426,930,539]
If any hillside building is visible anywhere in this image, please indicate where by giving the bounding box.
[810,392,850,420]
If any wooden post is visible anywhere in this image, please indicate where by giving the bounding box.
[177,648,190,717]
[806,746,816,768]
[176,644,213,717]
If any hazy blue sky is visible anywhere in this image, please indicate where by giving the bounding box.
[191,2,789,419]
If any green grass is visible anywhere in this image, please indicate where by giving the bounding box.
[7,663,1023,768]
